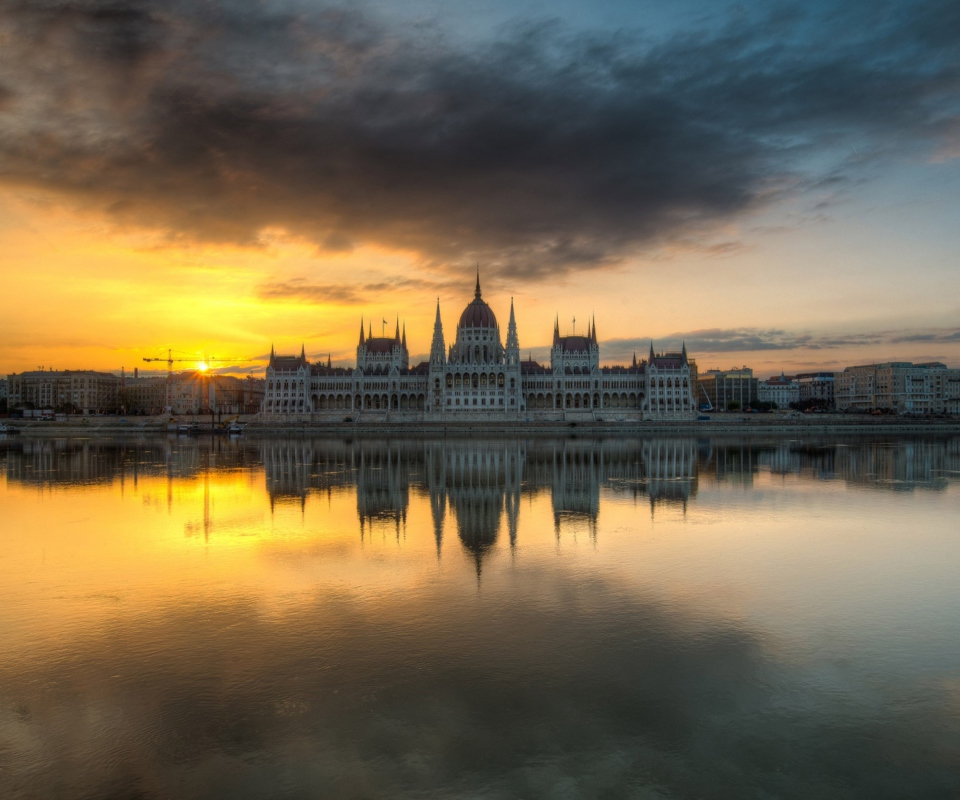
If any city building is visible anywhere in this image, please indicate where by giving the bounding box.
[757,372,800,408]
[834,362,960,414]
[795,372,836,409]
[165,372,265,415]
[0,378,7,407]
[121,373,169,415]
[697,368,758,411]
[6,370,120,414]
[262,276,697,419]
[214,375,266,414]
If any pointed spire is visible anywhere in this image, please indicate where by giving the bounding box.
[327,353,332,368]
[430,298,445,365]
[369,320,373,340]
[269,343,275,367]
[402,322,407,349]
[632,351,637,368]
[359,317,365,346]
[300,343,305,360]
[682,341,688,363]
[475,266,481,299]
[506,297,519,353]
[649,341,655,361]
[553,314,560,346]
[592,314,597,343]
[395,317,400,342]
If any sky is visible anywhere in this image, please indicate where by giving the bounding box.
[0,0,958,378]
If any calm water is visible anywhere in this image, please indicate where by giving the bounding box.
[1,434,959,799]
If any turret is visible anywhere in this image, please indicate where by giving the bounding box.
[505,298,520,364]
[430,299,446,367]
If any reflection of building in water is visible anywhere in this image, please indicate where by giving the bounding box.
[423,441,524,574]
[641,439,699,511]
[0,438,250,488]
[356,445,412,536]
[695,436,960,491]
[524,441,603,533]
[260,440,422,530]
[700,439,760,488]
[549,444,601,534]
[833,440,959,491]
[522,438,698,524]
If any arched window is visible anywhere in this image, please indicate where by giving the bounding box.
[480,373,488,387]
[472,373,479,388]
[446,374,453,388]
[498,374,505,387]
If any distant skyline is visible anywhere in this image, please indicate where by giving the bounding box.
[1,0,959,376]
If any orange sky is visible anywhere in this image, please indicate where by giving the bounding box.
[2,182,959,379]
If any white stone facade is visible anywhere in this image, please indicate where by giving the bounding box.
[757,373,800,408]
[262,278,697,420]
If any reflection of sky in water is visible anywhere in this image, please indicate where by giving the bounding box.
[1,436,959,799]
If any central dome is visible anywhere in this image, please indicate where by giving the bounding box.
[458,275,498,329]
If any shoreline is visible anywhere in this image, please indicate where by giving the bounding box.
[4,416,960,438]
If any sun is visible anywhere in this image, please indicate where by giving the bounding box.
[197,361,209,372]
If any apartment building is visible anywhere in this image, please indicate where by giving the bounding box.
[7,370,120,414]
[834,362,960,414]
[698,368,758,410]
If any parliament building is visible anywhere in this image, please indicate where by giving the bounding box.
[262,276,696,419]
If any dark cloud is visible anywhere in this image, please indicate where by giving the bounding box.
[257,276,455,305]
[0,1,958,280]
[598,326,960,364]
[605,328,816,357]
[891,329,960,343]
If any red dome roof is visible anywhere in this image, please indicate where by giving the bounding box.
[458,275,498,329]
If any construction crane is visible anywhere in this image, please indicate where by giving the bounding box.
[142,351,257,427]
[142,349,188,375]
[142,350,252,374]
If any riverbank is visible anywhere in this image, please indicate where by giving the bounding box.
[3,414,960,438]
